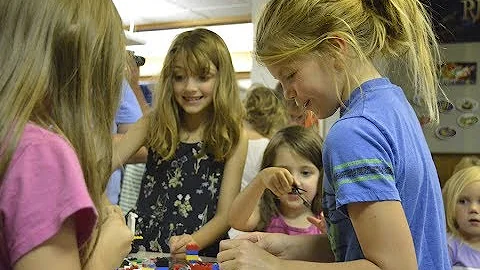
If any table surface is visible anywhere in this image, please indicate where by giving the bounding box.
[128,251,217,262]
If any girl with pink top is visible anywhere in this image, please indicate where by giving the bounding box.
[229,125,325,235]
[0,0,132,269]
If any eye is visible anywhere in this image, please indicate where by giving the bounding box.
[198,74,211,82]
[173,74,185,82]
[286,71,296,81]
[458,199,467,205]
[300,170,313,177]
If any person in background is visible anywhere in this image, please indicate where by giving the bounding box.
[229,85,288,239]
[454,156,480,174]
[112,28,248,258]
[0,0,132,269]
[443,166,480,268]
[229,125,325,235]
[107,76,143,205]
[241,85,288,190]
[217,0,450,269]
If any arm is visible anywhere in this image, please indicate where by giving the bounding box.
[278,201,416,269]
[219,201,416,270]
[14,217,82,270]
[112,116,148,171]
[192,128,248,249]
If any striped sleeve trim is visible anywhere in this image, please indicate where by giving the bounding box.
[333,159,394,190]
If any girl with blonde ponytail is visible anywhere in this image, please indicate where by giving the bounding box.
[0,0,132,269]
[217,0,450,269]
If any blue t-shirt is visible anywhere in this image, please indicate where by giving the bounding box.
[322,78,450,269]
[106,80,142,204]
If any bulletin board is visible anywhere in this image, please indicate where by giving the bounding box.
[415,43,480,153]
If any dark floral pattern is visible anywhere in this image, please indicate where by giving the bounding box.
[135,142,226,256]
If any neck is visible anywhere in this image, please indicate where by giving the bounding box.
[279,204,313,228]
[341,58,382,101]
[244,121,266,140]
[181,112,208,143]
[461,234,480,250]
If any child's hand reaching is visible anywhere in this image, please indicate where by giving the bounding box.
[257,167,299,196]
[169,234,197,259]
[307,212,327,234]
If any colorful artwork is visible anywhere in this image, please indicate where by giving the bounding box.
[440,62,477,85]
[456,97,479,112]
[435,126,458,140]
[457,113,479,128]
[437,99,455,113]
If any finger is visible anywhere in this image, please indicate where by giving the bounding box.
[218,259,237,270]
[234,232,262,243]
[219,239,245,252]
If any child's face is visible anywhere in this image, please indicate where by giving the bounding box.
[267,57,341,120]
[273,145,320,211]
[455,181,480,240]
[172,59,217,117]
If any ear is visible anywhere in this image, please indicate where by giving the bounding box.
[331,37,347,71]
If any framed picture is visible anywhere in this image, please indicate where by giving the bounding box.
[440,62,477,85]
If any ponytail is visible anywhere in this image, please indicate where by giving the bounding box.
[363,0,442,123]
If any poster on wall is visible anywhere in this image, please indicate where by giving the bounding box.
[440,62,477,85]
[430,0,480,43]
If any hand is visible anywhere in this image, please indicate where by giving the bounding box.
[91,204,133,268]
[169,234,196,259]
[217,239,281,270]
[234,232,296,260]
[256,167,298,197]
[307,212,327,234]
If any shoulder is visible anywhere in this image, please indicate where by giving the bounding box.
[1,123,97,265]
[10,123,81,167]
[325,116,391,157]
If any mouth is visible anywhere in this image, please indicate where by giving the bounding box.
[183,96,203,102]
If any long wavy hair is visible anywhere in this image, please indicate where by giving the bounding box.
[443,166,480,239]
[0,0,125,265]
[257,125,323,231]
[244,86,288,138]
[148,28,244,161]
[256,0,442,123]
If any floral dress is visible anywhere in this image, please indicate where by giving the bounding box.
[135,142,226,256]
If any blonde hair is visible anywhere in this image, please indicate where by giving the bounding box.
[443,166,480,238]
[453,156,480,174]
[256,0,441,123]
[148,28,243,161]
[257,125,323,231]
[0,0,125,265]
[244,86,288,138]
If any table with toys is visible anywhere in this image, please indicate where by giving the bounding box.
[118,243,219,270]
[122,212,219,270]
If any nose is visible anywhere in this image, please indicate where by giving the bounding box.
[282,82,296,100]
[470,202,480,213]
[185,77,198,91]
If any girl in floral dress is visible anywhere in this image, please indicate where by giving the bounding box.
[112,28,247,258]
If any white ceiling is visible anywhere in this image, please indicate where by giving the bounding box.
[113,0,252,26]
[113,0,254,78]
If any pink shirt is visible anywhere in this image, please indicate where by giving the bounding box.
[265,215,322,235]
[0,124,97,268]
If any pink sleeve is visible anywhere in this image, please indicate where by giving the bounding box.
[0,130,98,265]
